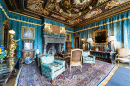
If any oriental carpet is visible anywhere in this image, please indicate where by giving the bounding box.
[15,61,115,86]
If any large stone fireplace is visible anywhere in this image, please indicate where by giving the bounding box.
[42,35,65,55]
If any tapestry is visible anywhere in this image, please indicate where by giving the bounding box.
[15,61,115,86]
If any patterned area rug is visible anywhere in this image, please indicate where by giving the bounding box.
[15,61,115,86]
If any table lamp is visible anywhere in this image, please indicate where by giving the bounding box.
[81,39,86,50]
[87,38,93,51]
[106,36,116,52]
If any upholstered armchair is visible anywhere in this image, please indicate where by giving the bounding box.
[69,49,83,72]
[115,48,130,65]
[82,51,95,64]
[40,54,65,83]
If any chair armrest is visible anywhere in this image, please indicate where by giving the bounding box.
[54,60,65,65]
[116,54,119,58]
[88,55,95,59]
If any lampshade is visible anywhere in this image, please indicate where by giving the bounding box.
[106,36,116,41]
[87,38,93,42]
[36,49,40,54]
[81,39,86,42]
[9,30,15,34]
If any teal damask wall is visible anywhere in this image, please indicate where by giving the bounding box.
[0,0,74,58]
[0,0,43,58]
[75,10,130,51]
[1,0,130,58]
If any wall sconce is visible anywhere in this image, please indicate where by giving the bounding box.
[106,36,116,52]
[60,27,66,36]
[81,39,86,50]
[43,23,52,35]
[87,38,93,51]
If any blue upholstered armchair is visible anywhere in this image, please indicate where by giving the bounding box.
[40,54,65,83]
[82,51,95,64]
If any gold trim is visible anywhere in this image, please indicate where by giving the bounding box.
[93,28,108,45]
[65,30,75,33]
[0,5,42,26]
[21,26,35,39]
[75,16,130,33]
[65,33,71,42]
[99,66,119,86]
[76,1,130,28]
[74,34,80,49]
[9,10,42,20]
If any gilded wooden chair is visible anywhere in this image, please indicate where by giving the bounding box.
[115,48,130,65]
[69,49,83,72]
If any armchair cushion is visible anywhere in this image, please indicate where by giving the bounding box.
[40,54,54,64]
[83,51,95,64]
[115,48,130,65]
[117,48,130,58]
[40,54,65,82]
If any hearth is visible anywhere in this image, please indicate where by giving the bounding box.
[42,35,65,55]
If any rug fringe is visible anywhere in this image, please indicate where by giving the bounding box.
[99,66,119,86]
[14,66,23,86]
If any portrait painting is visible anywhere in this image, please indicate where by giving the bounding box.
[65,33,71,42]
[21,26,35,39]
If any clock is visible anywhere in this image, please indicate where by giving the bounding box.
[52,25,60,35]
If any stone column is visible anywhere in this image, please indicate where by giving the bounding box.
[44,44,47,54]
[59,44,61,53]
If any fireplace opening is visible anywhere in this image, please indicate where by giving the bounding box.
[47,43,61,55]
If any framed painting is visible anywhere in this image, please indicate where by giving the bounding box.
[65,33,71,42]
[21,26,35,39]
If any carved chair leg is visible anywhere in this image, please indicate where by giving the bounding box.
[51,80,53,83]
[63,71,65,74]
[80,65,82,72]
[70,66,71,73]
[118,61,119,66]
[115,59,116,65]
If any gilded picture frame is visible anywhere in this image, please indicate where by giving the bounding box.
[65,33,71,42]
[93,28,108,45]
[21,26,35,39]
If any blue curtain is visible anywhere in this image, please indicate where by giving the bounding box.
[75,10,130,51]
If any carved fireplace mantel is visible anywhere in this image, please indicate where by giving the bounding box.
[42,35,65,54]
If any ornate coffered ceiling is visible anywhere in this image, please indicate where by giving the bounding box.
[3,0,130,28]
